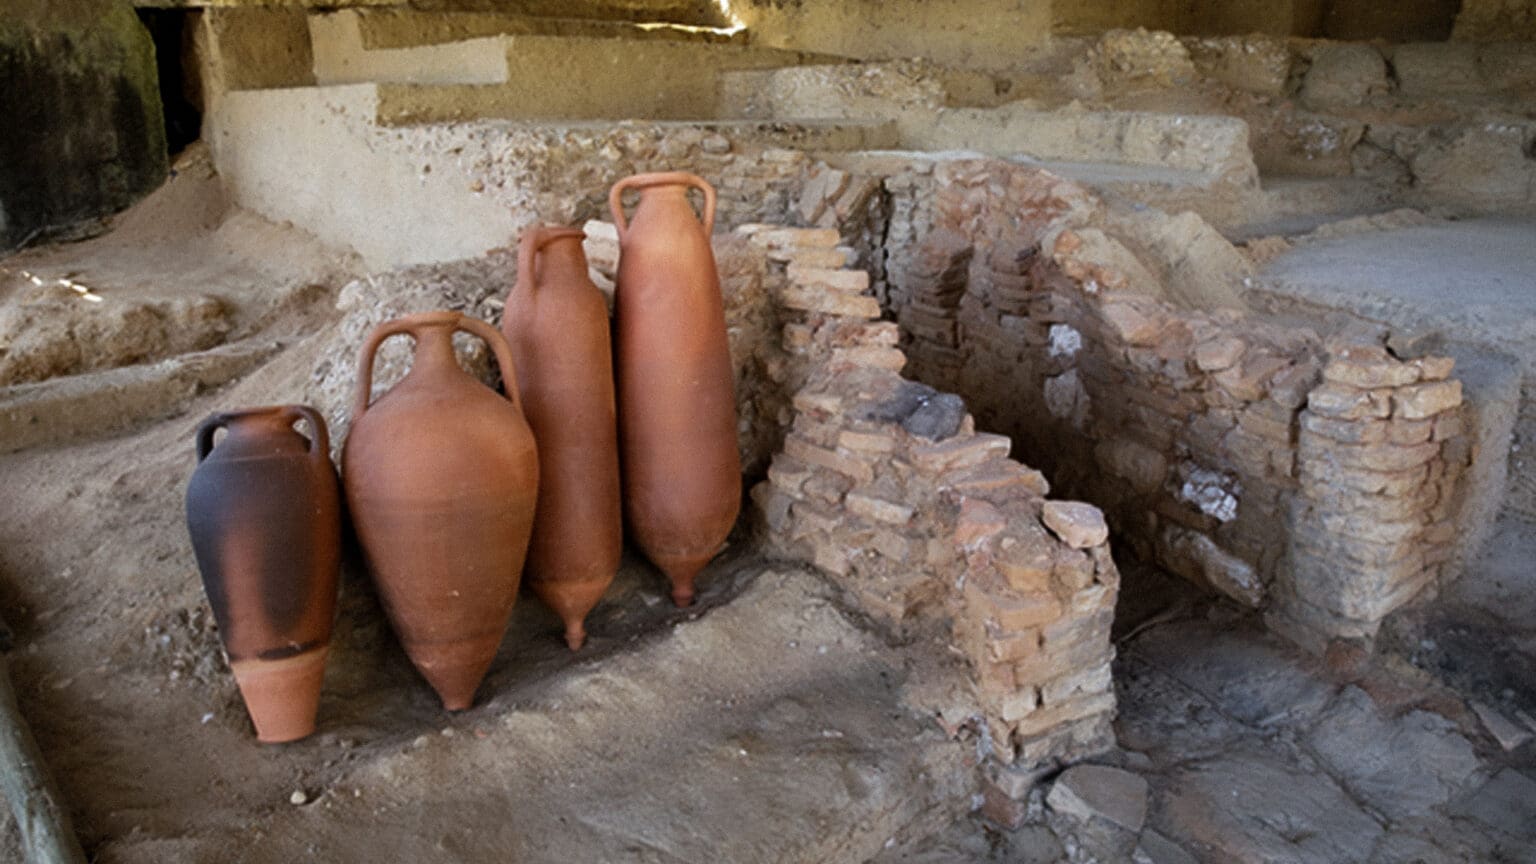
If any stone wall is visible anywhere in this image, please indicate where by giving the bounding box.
[744,225,1120,825]
[823,156,1472,650]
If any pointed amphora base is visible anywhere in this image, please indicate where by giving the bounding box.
[404,634,503,711]
[530,578,612,651]
[649,553,711,608]
[230,647,328,744]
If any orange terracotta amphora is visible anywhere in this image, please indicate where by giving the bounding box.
[185,405,340,743]
[502,226,622,650]
[342,311,539,710]
[609,171,741,606]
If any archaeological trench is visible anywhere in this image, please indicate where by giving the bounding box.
[3,0,1536,861]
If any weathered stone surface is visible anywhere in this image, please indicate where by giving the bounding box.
[1192,336,1245,372]
[1393,379,1463,420]
[1306,686,1481,821]
[1307,382,1391,419]
[901,393,966,440]
[845,492,914,526]
[1470,702,1534,752]
[1046,764,1148,832]
[1133,830,1199,864]
[1041,501,1109,549]
[1161,748,1383,864]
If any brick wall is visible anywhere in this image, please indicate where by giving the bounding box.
[742,224,1119,825]
[818,156,1471,650]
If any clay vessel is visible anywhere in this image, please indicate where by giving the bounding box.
[503,226,622,650]
[609,171,741,606]
[342,311,539,710]
[185,405,340,743]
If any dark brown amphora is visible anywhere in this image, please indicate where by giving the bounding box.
[342,311,538,710]
[503,226,622,650]
[185,405,340,743]
[609,171,741,606]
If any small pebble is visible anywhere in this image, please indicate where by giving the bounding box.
[289,790,307,806]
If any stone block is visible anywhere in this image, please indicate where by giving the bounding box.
[1014,691,1117,738]
[1307,382,1391,420]
[1098,300,1165,347]
[987,626,1042,663]
[1053,546,1097,592]
[779,287,881,319]
[1301,437,1439,473]
[1193,336,1245,372]
[792,389,841,415]
[1393,380,1462,420]
[945,459,1051,498]
[1041,662,1113,707]
[1042,500,1110,549]
[846,492,914,526]
[1385,418,1433,446]
[1431,412,1464,442]
[783,437,875,483]
[1302,413,1386,444]
[837,429,898,454]
[966,579,1063,633]
[1322,346,1420,388]
[829,346,906,372]
[997,539,1054,592]
[1047,764,1148,832]
[979,779,1030,830]
[909,433,1012,473]
[1412,355,1455,381]
[787,264,869,294]
[955,498,1007,548]
[1000,685,1040,722]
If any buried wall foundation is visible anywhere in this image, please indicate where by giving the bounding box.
[684,159,1486,817]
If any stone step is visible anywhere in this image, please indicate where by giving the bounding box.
[0,337,282,453]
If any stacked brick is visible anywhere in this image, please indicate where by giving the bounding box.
[1281,342,1468,645]
[860,156,1472,648]
[742,223,1119,825]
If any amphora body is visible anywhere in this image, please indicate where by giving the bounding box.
[342,311,538,710]
[502,226,622,650]
[609,172,741,606]
[185,405,340,743]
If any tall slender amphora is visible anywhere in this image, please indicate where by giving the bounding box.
[609,172,741,606]
[342,311,539,710]
[503,226,622,650]
[185,405,340,743]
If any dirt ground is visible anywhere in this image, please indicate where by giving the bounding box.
[3,153,1536,863]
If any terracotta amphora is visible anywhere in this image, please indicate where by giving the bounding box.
[342,311,539,710]
[503,226,622,650]
[609,171,741,606]
[185,405,341,743]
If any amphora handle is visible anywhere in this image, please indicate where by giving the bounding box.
[353,311,526,422]
[516,226,587,295]
[608,172,716,242]
[195,405,329,462]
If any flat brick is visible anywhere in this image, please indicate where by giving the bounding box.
[955,498,1007,548]
[783,437,875,483]
[1000,686,1041,722]
[1413,355,1455,381]
[1307,382,1391,420]
[1322,347,1420,388]
[787,264,870,294]
[830,346,906,371]
[966,581,1063,632]
[837,429,898,454]
[1394,380,1462,420]
[1013,691,1117,738]
[1302,413,1386,444]
[846,492,915,526]
[909,433,1011,473]
[1041,501,1109,549]
[1386,418,1433,446]
[779,287,881,319]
